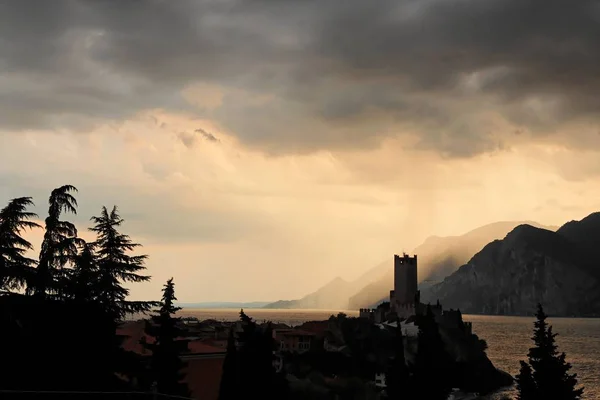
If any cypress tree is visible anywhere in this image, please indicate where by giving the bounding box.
[218,328,239,400]
[412,305,452,400]
[0,197,40,293]
[386,323,411,399]
[517,304,584,400]
[89,205,153,320]
[143,278,189,397]
[236,309,287,400]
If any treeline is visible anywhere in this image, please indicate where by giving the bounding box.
[0,186,187,397]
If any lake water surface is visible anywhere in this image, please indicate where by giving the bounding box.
[178,309,600,399]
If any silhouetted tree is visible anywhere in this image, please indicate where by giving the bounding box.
[0,190,157,395]
[67,240,100,303]
[411,305,453,400]
[386,324,411,399]
[0,197,40,292]
[143,278,189,397]
[517,304,583,400]
[90,205,152,320]
[218,328,239,400]
[516,361,536,400]
[233,309,288,400]
[35,185,80,298]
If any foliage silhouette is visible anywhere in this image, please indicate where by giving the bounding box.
[516,304,583,400]
[385,323,412,399]
[0,187,157,397]
[0,197,40,292]
[411,305,453,400]
[142,278,189,397]
[35,185,81,298]
[218,309,288,400]
[90,205,153,320]
[218,328,239,400]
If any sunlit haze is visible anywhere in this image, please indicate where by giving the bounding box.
[2,0,600,303]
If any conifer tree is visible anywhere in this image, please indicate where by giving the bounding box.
[68,240,100,303]
[143,278,189,397]
[386,323,411,399]
[0,197,40,292]
[517,304,583,400]
[89,205,152,320]
[516,361,536,400]
[235,309,287,400]
[35,185,80,298]
[218,328,239,400]
[412,305,452,400]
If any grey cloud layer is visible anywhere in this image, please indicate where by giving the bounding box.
[1,0,599,156]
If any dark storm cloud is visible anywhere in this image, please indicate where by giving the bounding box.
[1,0,599,156]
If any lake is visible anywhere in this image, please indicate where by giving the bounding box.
[177,309,600,399]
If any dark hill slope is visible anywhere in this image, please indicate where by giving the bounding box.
[422,214,600,316]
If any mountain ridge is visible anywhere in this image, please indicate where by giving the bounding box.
[265,220,555,310]
[349,220,556,309]
[421,213,600,316]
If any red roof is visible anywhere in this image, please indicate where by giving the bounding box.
[117,321,225,356]
[118,321,152,355]
[187,341,226,354]
[297,320,329,336]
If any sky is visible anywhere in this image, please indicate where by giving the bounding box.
[1,0,600,303]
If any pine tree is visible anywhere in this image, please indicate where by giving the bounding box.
[35,185,80,298]
[89,205,152,320]
[386,323,411,399]
[143,278,189,397]
[517,304,584,400]
[0,197,40,293]
[412,305,453,400]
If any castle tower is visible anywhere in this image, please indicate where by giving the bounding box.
[391,253,418,319]
[394,253,417,304]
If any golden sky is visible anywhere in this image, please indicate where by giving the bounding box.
[1,0,600,302]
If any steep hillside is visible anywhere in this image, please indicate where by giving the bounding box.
[421,214,600,316]
[349,221,555,309]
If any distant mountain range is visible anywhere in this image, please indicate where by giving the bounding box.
[188,214,599,316]
[177,302,272,309]
[264,220,557,311]
[263,263,390,310]
[421,213,600,317]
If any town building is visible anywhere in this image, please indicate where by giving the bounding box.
[273,329,315,353]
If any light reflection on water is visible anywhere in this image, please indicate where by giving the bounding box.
[176,309,599,399]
